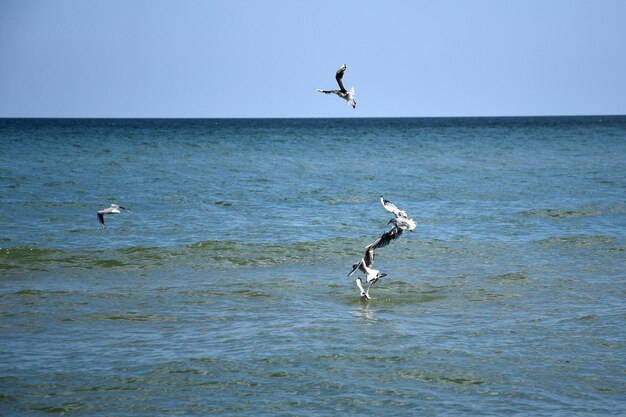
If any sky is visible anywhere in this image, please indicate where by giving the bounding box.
[1,0,625,118]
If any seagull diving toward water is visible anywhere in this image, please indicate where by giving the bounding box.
[348,244,387,299]
[97,204,131,228]
[380,195,416,231]
[316,64,356,109]
[347,196,416,299]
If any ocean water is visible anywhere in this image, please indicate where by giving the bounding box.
[0,117,625,416]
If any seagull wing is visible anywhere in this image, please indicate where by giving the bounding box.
[380,195,399,215]
[335,64,348,93]
[97,212,106,228]
[367,226,404,250]
[380,195,409,218]
[363,245,375,268]
[317,89,340,95]
[348,258,364,277]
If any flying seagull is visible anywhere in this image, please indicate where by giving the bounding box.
[380,195,416,231]
[316,64,356,109]
[97,204,131,228]
[348,244,387,299]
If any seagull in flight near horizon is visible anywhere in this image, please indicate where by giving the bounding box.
[316,64,356,109]
[97,204,131,228]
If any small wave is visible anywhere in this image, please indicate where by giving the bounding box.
[521,207,602,219]
[396,369,485,385]
[31,403,86,414]
[14,289,46,297]
[321,196,370,205]
[90,311,177,322]
[0,247,59,271]
[211,200,235,207]
[231,289,272,298]
[489,272,529,281]
[536,235,618,248]
[0,237,361,272]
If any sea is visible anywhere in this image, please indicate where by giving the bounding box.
[0,117,625,416]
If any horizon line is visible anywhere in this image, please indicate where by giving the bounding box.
[1,114,625,120]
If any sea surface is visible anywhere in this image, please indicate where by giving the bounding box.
[1,117,625,416]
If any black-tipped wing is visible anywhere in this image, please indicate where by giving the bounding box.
[349,241,376,277]
[367,226,404,251]
[317,89,340,95]
[97,212,106,228]
[348,258,363,277]
[363,245,375,268]
[335,64,348,93]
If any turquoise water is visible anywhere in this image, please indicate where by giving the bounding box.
[1,117,625,415]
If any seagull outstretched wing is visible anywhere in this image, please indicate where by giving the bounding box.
[367,226,404,251]
[380,195,409,218]
[335,64,348,93]
[97,212,106,228]
[316,88,340,95]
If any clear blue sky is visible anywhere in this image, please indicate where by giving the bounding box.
[1,0,625,118]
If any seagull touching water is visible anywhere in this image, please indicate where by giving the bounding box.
[348,245,387,299]
[97,204,131,228]
[348,196,416,299]
[317,64,356,109]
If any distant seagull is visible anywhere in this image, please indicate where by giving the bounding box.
[97,204,131,228]
[348,243,387,299]
[316,64,356,109]
[380,195,416,231]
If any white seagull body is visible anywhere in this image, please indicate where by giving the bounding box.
[388,216,417,232]
[317,64,356,109]
[97,204,131,228]
[381,195,416,231]
[348,242,387,299]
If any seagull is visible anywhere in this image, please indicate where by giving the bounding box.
[316,64,356,109]
[97,204,131,228]
[380,195,416,231]
[348,241,387,299]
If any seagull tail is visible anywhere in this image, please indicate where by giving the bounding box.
[347,87,356,108]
